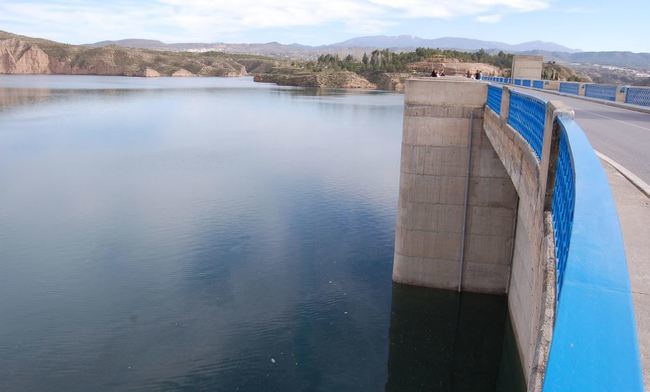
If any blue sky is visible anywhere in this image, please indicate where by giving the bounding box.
[0,0,647,52]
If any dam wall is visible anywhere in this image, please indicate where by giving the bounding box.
[393,79,643,391]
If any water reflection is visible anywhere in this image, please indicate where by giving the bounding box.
[386,284,525,392]
[0,76,522,391]
[0,88,53,109]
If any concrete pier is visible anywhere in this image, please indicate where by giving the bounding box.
[393,79,517,294]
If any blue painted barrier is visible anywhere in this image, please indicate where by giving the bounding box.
[487,84,502,115]
[551,121,575,297]
[482,72,650,108]
[626,87,650,107]
[507,91,545,159]
[559,82,580,95]
[585,84,617,101]
[543,116,643,392]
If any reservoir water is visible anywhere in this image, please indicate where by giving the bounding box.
[0,76,524,391]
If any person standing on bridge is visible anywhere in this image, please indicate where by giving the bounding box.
[431,69,438,77]
[474,70,481,80]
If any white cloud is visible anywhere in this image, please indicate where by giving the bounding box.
[476,14,504,23]
[0,0,550,43]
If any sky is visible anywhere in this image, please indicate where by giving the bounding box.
[0,0,647,52]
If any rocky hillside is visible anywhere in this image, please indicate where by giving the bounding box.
[0,31,278,77]
[542,62,592,82]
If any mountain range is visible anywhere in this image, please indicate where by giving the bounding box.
[326,35,579,53]
[87,35,650,70]
[88,35,578,56]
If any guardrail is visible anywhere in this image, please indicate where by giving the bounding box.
[485,83,643,391]
[585,84,617,101]
[507,91,545,159]
[559,82,580,95]
[487,84,502,116]
[626,87,650,106]
[550,121,573,297]
[481,75,650,107]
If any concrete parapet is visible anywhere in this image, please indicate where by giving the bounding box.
[543,80,560,91]
[616,86,627,103]
[578,83,586,96]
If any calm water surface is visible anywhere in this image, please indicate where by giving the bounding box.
[0,76,523,391]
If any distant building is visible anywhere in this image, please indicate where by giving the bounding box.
[511,55,543,80]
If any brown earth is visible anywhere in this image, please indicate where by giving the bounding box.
[255,70,376,89]
[0,31,277,77]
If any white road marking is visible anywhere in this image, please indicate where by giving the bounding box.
[576,108,650,132]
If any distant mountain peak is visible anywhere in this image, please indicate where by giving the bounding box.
[327,35,579,53]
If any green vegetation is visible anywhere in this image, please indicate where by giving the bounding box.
[307,48,514,73]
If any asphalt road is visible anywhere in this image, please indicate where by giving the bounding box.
[511,87,650,185]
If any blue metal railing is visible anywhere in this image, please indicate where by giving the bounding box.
[626,87,650,107]
[559,82,580,95]
[585,84,617,101]
[507,91,545,159]
[487,84,502,115]
[481,77,650,107]
[551,121,575,297]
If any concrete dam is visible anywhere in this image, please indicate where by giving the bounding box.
[393,79,643,391]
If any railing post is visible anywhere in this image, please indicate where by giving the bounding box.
[500,85,511,123]
[616,86,627,103]
[578,83,586,96]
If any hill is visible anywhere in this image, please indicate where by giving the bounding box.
[531,51,650,70]
[88,35,579,58]
[0,31,280,77]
